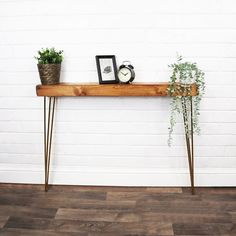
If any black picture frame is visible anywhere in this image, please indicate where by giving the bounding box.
[95,55,119,84]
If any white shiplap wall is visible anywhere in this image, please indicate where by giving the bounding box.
[0,0,236,186]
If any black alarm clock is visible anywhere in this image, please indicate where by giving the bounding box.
[117,61,135,84]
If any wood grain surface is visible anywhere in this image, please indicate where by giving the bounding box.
[0,184,235,235]
[36,83,198,97]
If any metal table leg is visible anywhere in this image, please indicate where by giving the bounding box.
[182,97,195,195]
[44,96,56,192]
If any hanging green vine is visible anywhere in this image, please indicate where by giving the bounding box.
[167,56,205,146]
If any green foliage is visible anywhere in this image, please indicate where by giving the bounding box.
[35,48,63,64]
[167,55,205,146]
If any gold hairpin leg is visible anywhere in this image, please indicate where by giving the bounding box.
[182,97,195,195]
[44,96,56,192]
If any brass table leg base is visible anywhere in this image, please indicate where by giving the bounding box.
[44,96,56,192]
[182,97,195,195]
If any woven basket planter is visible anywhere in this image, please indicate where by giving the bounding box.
[37,64,61,85]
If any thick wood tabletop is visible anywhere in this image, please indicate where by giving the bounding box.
[36,82,197,97]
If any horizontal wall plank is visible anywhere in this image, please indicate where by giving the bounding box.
[1,109,236,122]
[0,121,235,134]
[1,70,236,83]
[2,29,236,45]
[2,57,236,72]
[0,133,236,146]
[1,0,236,16]
[0,164,235,186]
[2,43,236,60]
[0,154,235,169]
[0,145,235,157]
[0,97,236,111]
[2,14,236,31]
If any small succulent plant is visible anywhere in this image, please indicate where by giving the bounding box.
[35,47,63,64]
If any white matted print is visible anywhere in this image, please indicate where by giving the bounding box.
[95,55,119,84]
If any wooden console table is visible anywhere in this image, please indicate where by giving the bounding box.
[36,83,197,194]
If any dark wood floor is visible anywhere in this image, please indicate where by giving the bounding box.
[0,184,235,235]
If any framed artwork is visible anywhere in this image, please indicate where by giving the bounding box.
[95,55,119,84]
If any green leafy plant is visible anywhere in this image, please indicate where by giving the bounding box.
[35,48,63,64]
[167,55,205,146]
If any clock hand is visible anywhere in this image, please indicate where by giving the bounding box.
[121,72,126,76]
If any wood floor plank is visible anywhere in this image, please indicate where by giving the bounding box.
[99,221,173,235]
[114,212,141,223]
[201,193,236,202]
[50,219,173,235]
[230,212,236,223]
[173,223,236,235]
[49,185,147,193]
[30,198,136,211]
[88,233,151,236]
[0,205,57,219]
[146,187,182,193]
[56,208,118,222]
[0,189,107,201]
[0,228,87,236]
[142,212,232,223]
[0,184,145,193]
[0,193,135,210]
[107,191,201,202]
[4,216,173,235]
[4,217,51,230]
[56,208,141,223]
[183,187,236,194]
[205,201,236,212]
[138,197,236,213]
[88,233,146,236]
[0,184,43,191]
[49,219,112,233]
[136,200,224,214]
[0,216,9,229]
[0,194,32,206]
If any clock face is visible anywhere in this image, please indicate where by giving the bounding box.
[118,67,132,83]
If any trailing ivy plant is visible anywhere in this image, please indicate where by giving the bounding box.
[35,47,63,64]
[167,55,205,146]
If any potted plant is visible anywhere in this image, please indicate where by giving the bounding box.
[35,47,63,85]
[167,55,205,146]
